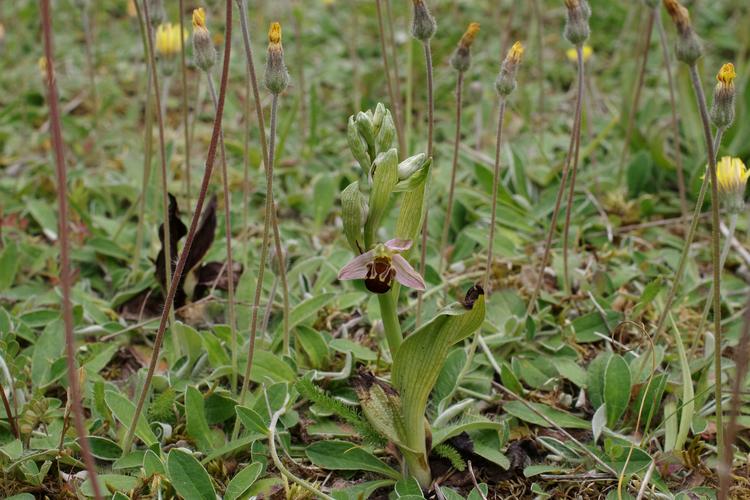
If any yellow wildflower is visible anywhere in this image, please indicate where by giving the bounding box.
[715,157,749,213]
[155,23,183,59]
[192,7,206,29]
[458,23,480,49]
[717,63,736,88]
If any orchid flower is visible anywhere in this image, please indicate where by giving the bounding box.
[338,239,426,294]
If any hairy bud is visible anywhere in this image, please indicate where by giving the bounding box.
[410,0,437,42]
[192,8,216,71]
[264,22,290,95]
[710,63,737,129]
[450,22,480,73]
[495,42,524,96]
[663,0,702,65]
[563,0,591,45]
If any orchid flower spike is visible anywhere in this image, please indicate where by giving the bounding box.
[338,239,426,294]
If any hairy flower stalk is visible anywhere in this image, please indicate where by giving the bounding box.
[233,3,291,440]
[179,0,191,205]
[561,0,590,296]
[194,8,239,392]
[123,0,233,453]
[440,23,479,273]
[487,42,523,291]
[140,0,177,345]
[237,21,291,416]
[692,157,748,355]
[661,0,726,456]
[41,2,103,497]
[527,1,589,315]
[655,6,688,217]
[411,0,437,327]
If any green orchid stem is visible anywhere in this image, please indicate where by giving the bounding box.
[691,212,738,357]
[377,292,402,357]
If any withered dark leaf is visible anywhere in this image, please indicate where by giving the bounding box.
[184,195,217,274]
[155,193,188,290]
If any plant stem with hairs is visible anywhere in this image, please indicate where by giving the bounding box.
[236,0,291,365]
[691,212,737,356]
[237,93,281,421]
[687,64,724,454]
[616,9,654,184]
[440,72,464,273]
[123,0,232,453]
[132,15,154,275]
[40,1,102,497]
[415,40,434,327]
[656,8,687,217]
[0,377,18,439]
[561,44,586,296]
[206,73,238,393]
[526,53,583,317]
[650,129,722,341]
[139,0,176,347]
[179,0,191,205]
[485,98,506,291]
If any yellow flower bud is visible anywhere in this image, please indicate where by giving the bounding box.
[450,22,480,72]
[192,7,216,71]
[495,42,524,96]
[717,63,736,88]
[711,63,737,128]
[192,7,206,29]
[265,22,289,94]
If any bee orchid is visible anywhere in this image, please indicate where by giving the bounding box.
[338,239,426,294]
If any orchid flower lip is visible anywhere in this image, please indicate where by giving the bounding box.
[337,239,425,293]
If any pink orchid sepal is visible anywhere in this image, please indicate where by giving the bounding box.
[338,239,426,294]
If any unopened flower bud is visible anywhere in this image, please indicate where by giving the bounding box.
[495,42,523,96]
[264,22,290,94]
[148,0,165,27]
[355,111,376,155]
[715,157,749,214]
[410,0,437,42]
[341,182,369,252]
[372,102,386,134]
[563,0,591,45]
[450,22,480,73]
[710,63,736,129]
[192,8,216,71]
[397,153,427,180]
[663,0,702,65]
[348,116,372,172]
[393,155,431,193]
[376,110,396,154]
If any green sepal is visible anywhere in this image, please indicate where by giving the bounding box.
[364,148,399,248]
[341,181,368,253]
[347,115,371,173]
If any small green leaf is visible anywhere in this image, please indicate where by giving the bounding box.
[81,474,139,497]
[104,390,157,447]
[143,450,165,476]
[224,462,263,500]
[87,436,122,461]
[305,440,401,480]
[587,352,612,410]
[0,242,19,290]
[185,386,222,452]
[167,449,216,500]
[603,354,631,427]
[503,401,589,429]
[235,405,270,435]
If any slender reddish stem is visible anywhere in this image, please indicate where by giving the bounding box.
[40,2,102,498]
[440,72,464,273]
[179,0,192,205]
